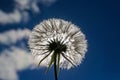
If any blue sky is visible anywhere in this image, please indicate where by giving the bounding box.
[0,0,120,80]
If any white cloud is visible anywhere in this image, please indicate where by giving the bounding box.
[0,9,22,24]
[0,0,56,25]
[0,28,39,80]
[15,0,40,13]
[0,47,33,80]
[0,28,31,45]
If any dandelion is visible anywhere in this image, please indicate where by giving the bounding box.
[28,18,87,80]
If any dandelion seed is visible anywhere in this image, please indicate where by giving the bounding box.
[28,18,87,80]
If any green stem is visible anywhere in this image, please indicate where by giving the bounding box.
[54,53,58,80]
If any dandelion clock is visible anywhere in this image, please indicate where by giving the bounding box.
[28,18,87,80]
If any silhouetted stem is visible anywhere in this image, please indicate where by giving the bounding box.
[54,53,58,80]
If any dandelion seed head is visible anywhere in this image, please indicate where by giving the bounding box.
[29,18,87,69]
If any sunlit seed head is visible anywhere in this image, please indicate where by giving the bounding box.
[28,18,87,69]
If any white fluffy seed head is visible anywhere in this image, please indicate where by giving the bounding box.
[28,18,87,69]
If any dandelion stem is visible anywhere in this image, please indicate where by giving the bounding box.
[54,53,58,80]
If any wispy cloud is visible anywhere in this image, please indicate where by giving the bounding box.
[0,28,31,45]
[15,0,40,13]
[0,28,40,80]
[0,10,21,24]
[0,47,34,80]
[0,0,56,25]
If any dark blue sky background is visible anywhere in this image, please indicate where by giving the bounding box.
[0,0,120,80]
